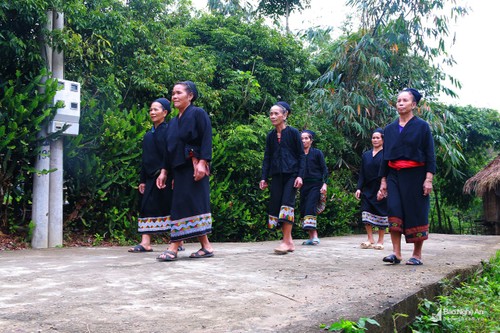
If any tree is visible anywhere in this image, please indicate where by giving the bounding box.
[208,0,255,20]
[307,0,470,170]
[257,0,311,33]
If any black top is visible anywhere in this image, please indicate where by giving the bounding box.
[380,116,436,176]
[261,126,305,180]
[166,104,212,169]
[357,149,383,190]
[304,148,328,184]
[141,121,168,183]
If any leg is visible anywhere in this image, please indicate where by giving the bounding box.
[198,234,214,252]
[361,224,374,248]
[141,234,152,248]
[365,224,375,243]
[308,229,318,240]
[128,234,153,252]
[275,222,295,253]
[390,231,402,259]
[376,228,385,245]
[412,240,423,260]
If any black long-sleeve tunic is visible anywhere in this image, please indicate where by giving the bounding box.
[261,126,305,180]
[304,148,328,184]
[140,122,169,184]
[380,116,436,177]
[166,104,212,169]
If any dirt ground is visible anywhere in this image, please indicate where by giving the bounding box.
[1,233,499,333]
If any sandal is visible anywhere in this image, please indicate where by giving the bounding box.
[360,241,374,249]
[156,250,177,261]
[382,254,402,264]
[189,248,214,259]
[302,238,320,246]
[128,244,153,253]
[373,244,384,250]
[406,257,423,265]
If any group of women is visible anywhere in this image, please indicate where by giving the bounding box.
[259,102,328,254]
[128,81,214,261]
[129,84,435,266]
[356,88,435,265]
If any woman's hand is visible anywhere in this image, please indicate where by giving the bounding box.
[294,177,303,189]
[193,158,209,181]
[377,177,387,201]
[259,180,268,190]
[156,169,167,189]
[321,183,327,194]
[138,183,145,194]
[423,172,433,196]
[355,189,361,200]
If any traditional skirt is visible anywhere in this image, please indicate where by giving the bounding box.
[300,181,322,230]
[386,166,429,243]
[360,178,388,229]
[137,175,172,234]
[268,173,297,229]
[169,163,212,242]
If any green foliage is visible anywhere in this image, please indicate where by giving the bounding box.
[411,250,500,332]
[63,105,148,237]
[1,0,497,246]
[181,14,317,126]
[0,69,60,232]
[321,317,380,332]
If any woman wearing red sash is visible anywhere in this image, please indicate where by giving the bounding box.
[378,88,435,266]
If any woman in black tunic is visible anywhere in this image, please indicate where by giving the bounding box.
[300,130,328,246]
[129,98,173,253]
[156,81,214,261]
[260,101,305,254]
[355,128,388,250]
[378,88,436,265]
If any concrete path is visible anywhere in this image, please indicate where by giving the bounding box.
[1,234,499,333]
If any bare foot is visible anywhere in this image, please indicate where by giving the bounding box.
[274,242,295,254]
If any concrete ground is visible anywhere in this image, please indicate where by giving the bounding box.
[1,234,499,333]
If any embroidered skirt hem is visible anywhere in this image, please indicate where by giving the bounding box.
[138,215,171,234]
[170,212,212,242]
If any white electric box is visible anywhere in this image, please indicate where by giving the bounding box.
[48,79,81,136]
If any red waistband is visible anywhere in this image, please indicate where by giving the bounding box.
[388,160,425,170]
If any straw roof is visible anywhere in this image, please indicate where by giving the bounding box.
[463,155,500,196]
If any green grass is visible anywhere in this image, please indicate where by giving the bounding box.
[411,250,500,333]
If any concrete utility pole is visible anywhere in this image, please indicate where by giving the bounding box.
[49,11,64,247]
[32,10,65,249]
[31,10,54,249]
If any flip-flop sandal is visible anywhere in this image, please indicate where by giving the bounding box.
[360,241,374,249]
[128,244,153,253]
[156,250,177,261]
[373,244,384,250]
[383,254,402,264]
[189,248,214,258]
[178,245,186,252]
[274,248,289,255]
[406,257,423,265]
[302,238,320,246]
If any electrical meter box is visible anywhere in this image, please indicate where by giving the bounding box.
[48,79,81,136]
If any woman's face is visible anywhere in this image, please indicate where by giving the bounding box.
[371,132,383,149]
[396,91,416,115]
[171,84,192,112]
[149,101,167,126]
[269,105,286,127]
[301,133,312,149]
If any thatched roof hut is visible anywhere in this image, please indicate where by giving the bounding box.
[463,155,500,196]
[463,155,500,234]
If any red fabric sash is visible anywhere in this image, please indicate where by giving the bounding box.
[388,160,425,170]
